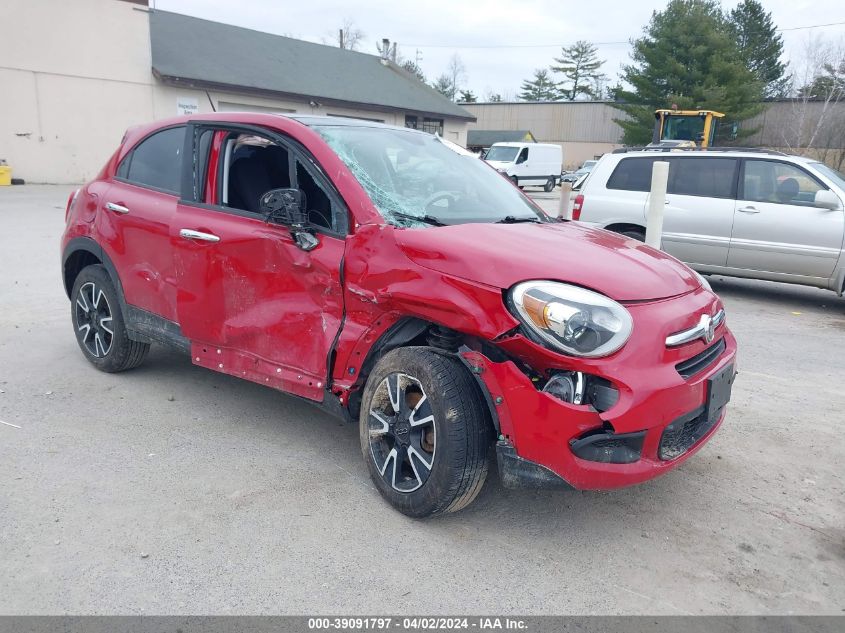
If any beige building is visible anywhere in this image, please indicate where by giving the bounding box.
[463,102,624,170]
[463,100,845,171]
[0,0,473,184]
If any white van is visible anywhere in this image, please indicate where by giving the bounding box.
[484,142,562,192]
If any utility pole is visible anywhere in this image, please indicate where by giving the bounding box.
[339,28,344,49]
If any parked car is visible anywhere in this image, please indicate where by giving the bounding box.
[575,149,845,295]
[561,159,598,184]
[61,114,736,517]
[484,142,562,192]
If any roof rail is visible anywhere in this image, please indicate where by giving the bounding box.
[612,146,788,156]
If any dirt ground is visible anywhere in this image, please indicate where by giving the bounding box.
[0,185,843,614]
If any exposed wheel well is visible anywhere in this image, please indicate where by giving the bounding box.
[605,222,645,237]
[63,250,102,298]
[346,318,503,434]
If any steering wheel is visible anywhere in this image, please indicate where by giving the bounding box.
[422,191,459,212]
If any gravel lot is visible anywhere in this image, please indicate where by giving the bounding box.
[1,185,843,615]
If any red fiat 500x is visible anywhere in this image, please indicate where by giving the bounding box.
[61,113,736,517]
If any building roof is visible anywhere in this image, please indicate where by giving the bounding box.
[149,11,474,121]
[466,130,536,147]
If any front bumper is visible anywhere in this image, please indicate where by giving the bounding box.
[463,288,737,490]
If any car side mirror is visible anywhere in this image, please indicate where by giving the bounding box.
[259,188,307,226]
[259,188,320,251]
[814,189,841,211]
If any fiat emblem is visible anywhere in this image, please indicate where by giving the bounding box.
[699,313,715,344]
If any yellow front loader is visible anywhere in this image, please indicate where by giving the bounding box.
[651,108,725,148]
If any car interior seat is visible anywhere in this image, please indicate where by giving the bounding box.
[776,178,800,203]
[229,148,274,213]
[757,174,775,203]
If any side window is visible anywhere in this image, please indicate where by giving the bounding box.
[606,157,657,192]
[196,129,214,201]
[296,159,342,233]
[668,158,737,199]
[223,134,293,214]
[119,126,185,194]
[217,130,346,234]
[742,160,824,206]
[516,148,528,164]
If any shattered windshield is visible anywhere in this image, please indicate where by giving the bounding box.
[484,146,520,162]
[314,126,545,228]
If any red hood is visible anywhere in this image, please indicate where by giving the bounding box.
[394,222,700,301]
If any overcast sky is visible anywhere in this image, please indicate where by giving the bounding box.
[155,0,844,100]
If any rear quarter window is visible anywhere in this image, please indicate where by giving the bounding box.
[118,126,186,194]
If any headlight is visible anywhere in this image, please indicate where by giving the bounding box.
[693,270,711,292]
[509,281,633,357]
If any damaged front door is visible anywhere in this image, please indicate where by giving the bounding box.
[172,125,346,401]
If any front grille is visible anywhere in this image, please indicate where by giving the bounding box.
[675,338,726,380]
[658,407,719,461]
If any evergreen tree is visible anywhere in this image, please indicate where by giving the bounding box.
[432,74,455,100]
[798,59,845,99]
[401,60,426,83]
[518,69,559,101]
[728,0,789,98]
[551,41,606,100]
[615,0,764,145]
[458,90,477,103]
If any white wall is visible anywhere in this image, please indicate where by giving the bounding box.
[0,0,468,183]
[0,0,156,183]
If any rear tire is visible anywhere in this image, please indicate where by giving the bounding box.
[70,265,149,373]
[543,177,555,192]
[359,347,492,518]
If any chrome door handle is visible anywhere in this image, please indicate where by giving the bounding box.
[105,202,129,214]
[179,229,220,243]
[738,206,760,214]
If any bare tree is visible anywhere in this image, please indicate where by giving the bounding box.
[447,54,466,101]
[430,54,466,101]
[335,19,364,51]
[783,35,845,166]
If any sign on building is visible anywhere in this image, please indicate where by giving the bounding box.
[176,96,199,116]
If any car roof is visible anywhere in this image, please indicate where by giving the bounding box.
[285,114,405,131]
[608,148,815,162]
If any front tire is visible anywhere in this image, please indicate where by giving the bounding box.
[359,347,492,518]
[70,265,149,373]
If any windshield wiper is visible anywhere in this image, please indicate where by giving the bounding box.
[495,215,541,224]
[391,211,446,226]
